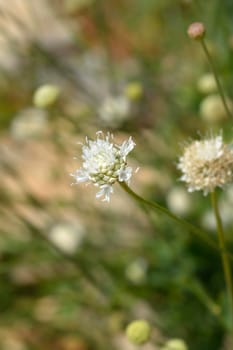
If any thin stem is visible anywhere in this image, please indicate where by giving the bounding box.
[200,39,233,120]
[211,190,233,329]
[120,182,215,247]
[119,182,233,259]
[187,279,221,317]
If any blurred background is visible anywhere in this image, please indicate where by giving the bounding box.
[1,0,233,349]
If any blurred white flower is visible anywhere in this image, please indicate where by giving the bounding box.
[98,95,131,128]
[201,210,217,231]
[197,73,217,94]
[200,94,233,122]
[10,108,48,140]
[71,131,135,202]
[178,134,233,195]
[125,258,147,285]
[48,221,85,254]
[166,186,191,216]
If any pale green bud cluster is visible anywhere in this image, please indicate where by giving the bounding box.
[90,155,126,186]
[126,319,151,345]
[161,338,188,350]
[124,82,143,100]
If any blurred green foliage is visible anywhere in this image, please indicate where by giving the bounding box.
[1,0,233,349]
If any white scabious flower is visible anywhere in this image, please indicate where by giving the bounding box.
[177,134,233,195]
[71,131,135,202]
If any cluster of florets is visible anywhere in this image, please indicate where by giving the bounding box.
[71,131,135,202]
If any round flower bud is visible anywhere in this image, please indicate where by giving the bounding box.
[162,338,188,350]
[187,22,205,40]
[126,320,151,345]
[200,94,233,122]
[33,84,60,108]
[124,82,143,100]
[197,73,217,94]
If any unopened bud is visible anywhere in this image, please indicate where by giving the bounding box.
[124,82,143,100]
[200,94,233,122]
[197,73,217,94]
[33,84,60,108]
[162,338,188,350]
[187,22,205,40]
[126,320,151,345]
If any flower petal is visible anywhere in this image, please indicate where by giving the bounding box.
[120,137,135,158]
[71,169,89,183]
[118,166,132,183]
[96,185,114,202]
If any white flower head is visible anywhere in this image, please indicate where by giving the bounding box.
[177,133,233,195]
[71,131,135,202]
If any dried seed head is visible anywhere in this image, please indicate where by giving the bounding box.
[178,134,233,195]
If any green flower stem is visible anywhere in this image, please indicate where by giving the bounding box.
[200,39,233,120]
[187,279,221,317]
[119,182,232,257]
[211,190,233,329]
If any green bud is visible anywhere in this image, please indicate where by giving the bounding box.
[124,82,143,100]
[126,320,151,345]
[33,84,60,108]
[161,338,188,350]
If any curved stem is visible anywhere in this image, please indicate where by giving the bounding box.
[119,182,233,260]
[200,39,233,120]
[211,190,233,329]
